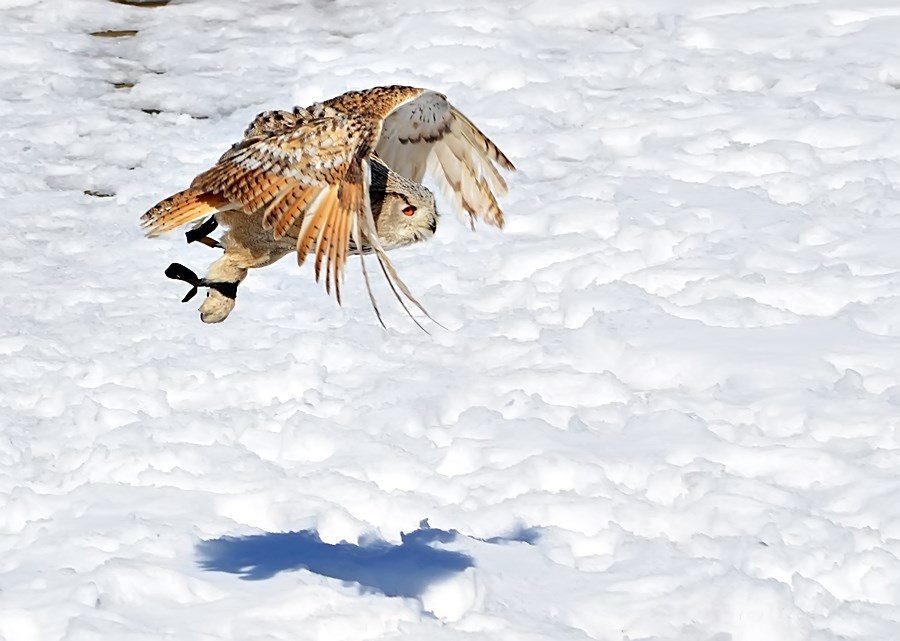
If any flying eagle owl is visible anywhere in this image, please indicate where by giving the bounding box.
[140,86,516,326]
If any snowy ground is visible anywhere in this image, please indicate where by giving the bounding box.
[4,0,900,639]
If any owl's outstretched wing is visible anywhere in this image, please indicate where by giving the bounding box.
[141,89,435,323]
[143,112,373,302]
[370,90,516,229]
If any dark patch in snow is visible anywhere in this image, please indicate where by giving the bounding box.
[108,0,171,6]
[89,30,139,38]
[481,525,541,545]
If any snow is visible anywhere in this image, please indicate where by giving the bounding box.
[4,0,900,639]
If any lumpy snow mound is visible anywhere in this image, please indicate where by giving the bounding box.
[4,0,900,639]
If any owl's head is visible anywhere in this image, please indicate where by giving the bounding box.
[369,159,438,250]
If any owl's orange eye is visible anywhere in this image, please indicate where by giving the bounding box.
[402,205,417,216]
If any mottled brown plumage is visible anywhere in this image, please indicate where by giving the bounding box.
[140,85,515,326]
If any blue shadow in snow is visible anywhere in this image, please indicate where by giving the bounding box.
[481,524,541,546]
[197,524,474,599]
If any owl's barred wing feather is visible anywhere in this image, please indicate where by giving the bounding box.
[322,85,425,121]
[140,188,234,237]
[373,90,515,229]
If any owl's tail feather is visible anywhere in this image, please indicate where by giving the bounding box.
[140,188,233,238]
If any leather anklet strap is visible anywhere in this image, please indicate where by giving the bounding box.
[164,263,238,302]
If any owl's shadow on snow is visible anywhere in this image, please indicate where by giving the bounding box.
[197,524,474,598]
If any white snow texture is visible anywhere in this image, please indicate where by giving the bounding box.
[4,0,900,639]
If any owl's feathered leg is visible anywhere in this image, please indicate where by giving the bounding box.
[195,252,249,323]
[161,255,245,323]
[188,211,295,323]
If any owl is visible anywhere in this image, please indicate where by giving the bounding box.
[140,85,515,326]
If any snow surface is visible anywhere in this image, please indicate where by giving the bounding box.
[4,0,900,639]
